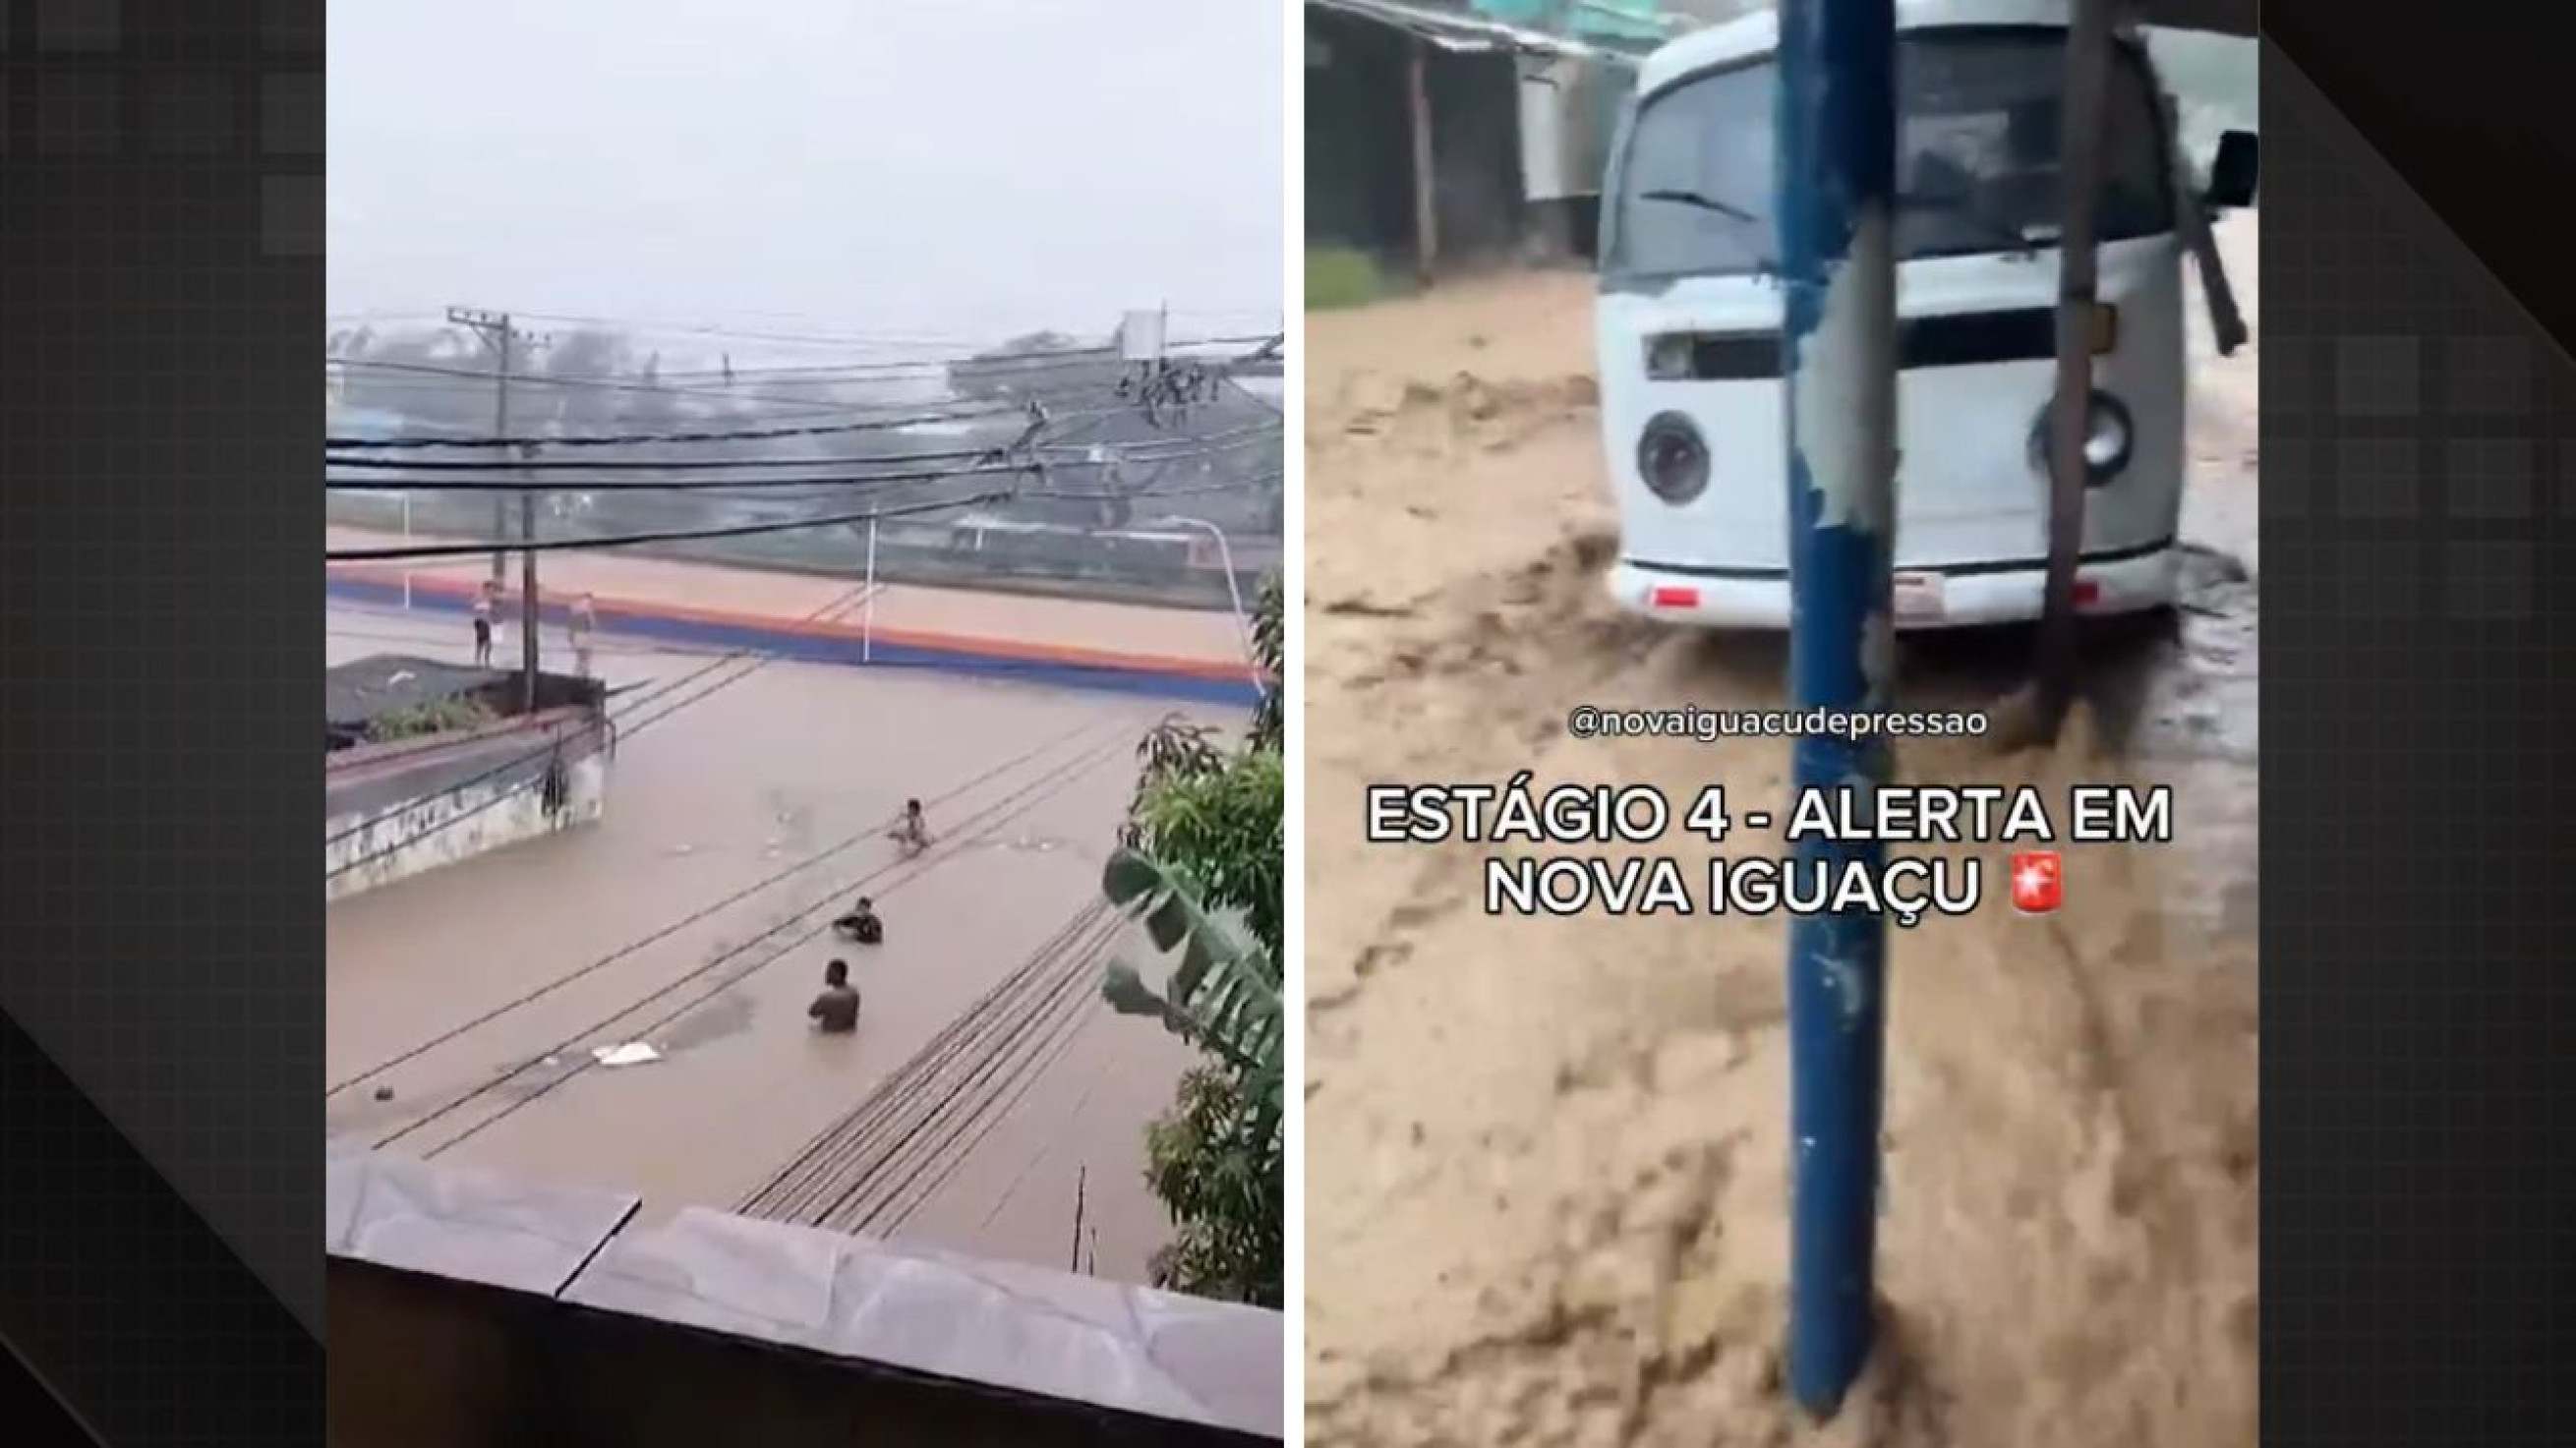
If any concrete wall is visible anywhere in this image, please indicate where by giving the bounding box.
[330,1261,1259,1447]
[325,710,611,902]
[326,1151,1282,1446]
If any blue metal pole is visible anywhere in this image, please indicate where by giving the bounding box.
[1775,0,1898,1419]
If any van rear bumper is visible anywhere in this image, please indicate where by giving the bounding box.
[1609,540,2178,630]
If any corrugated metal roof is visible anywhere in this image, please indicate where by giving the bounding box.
[1310,0,1610,59]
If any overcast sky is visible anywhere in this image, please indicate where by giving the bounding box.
[327,0,1284,354]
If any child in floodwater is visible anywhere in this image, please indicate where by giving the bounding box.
[833,897,883,945]
[808,959,859,1034]
[888,798,931,854]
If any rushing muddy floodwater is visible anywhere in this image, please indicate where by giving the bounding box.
[1303,218,2259,1446]
[326,606,1205,1284]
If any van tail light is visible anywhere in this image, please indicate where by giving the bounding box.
[1649,585,1700,610]
[2073,579,2101,608]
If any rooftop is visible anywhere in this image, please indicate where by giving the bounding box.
[328,1147,1283,1440]
[325,654,503,737]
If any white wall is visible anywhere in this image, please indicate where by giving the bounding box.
[325,751,608,902]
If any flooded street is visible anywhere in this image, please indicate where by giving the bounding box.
[1303,218,2258,1446]
[326,605,1207,1284]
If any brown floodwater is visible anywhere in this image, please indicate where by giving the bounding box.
[1302,221,2258,1445]
[326,606,1208,1284]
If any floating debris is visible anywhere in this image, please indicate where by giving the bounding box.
[591,1042,662,1068]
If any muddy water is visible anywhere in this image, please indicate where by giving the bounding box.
[326,607,1204,1283]
[1304,221,2258,1445]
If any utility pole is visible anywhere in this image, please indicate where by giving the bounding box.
[448,307,518,588]
[447,307,551,712]
[1406,35,1438,285]
[1775,0,1897,1420]
[2032,0,2117,727]
[1070,1165,1087,1274]
[517,445,540,714]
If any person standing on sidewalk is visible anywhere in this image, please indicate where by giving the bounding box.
[472,581,497,668]
[568,592,597,677]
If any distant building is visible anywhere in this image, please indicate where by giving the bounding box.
[1305,0,1656,279]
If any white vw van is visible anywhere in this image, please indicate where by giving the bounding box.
[1596,0,2255,628]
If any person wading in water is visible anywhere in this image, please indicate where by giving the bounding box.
[808,959,860,1034]
[889,798,931,855]
[833,897,883,945]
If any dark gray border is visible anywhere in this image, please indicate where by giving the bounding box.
[2263,9,2576,1441]
[0,0,323,1441]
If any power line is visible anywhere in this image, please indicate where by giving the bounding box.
[736,901,1108,1219]
[326,336,1274,412]
[407,744,1125,1162]
[505,311,989,350]
[323,394,1265,462]
[322,581,884,873]
[329,356,944,420]
[326,715,1123,1100]
[652,343,1279,385]
[327,402,1031,451]
[738,903,1118,1228]
[324,545,1142,894]
[824,939,1108,1236]
[329,420,1277,471]
[322,451,1276,499]
[326,620,736,665]
[1034,423,1283,457]
[507,312,1267,357]
[845,945,1111,1237]
[324,487,1014,562]
[326,442,992,473]
[965,1030,1117,1235]
[874,986,1104,1240]
[324,463,1005,493]
[1044,470,1283,502]
[395,734,1132,1159]
[324,338,1287,448]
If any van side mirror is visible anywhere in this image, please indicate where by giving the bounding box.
[2204,130,2258,209]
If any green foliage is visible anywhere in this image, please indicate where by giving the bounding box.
[1101,847,1281,1083]
[1099,848,1283,1304]
[365,695,497,743]
[1246,573,1283,755]
[1101,578,1285,1303]
[1142,1068,1283,1308]
[1125,716,1225,844]
[1129,752,1283,958]
[1306,245,1385,312]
